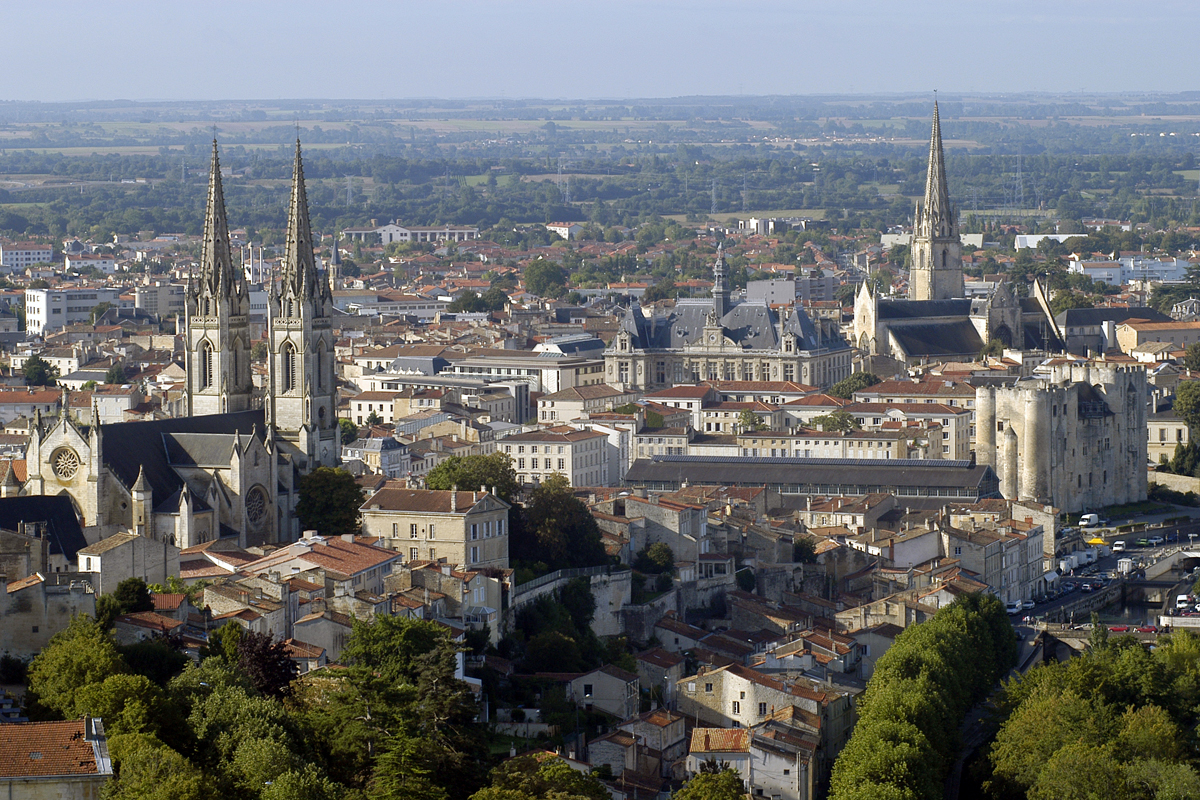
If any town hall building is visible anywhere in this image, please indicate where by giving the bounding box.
[24,140,338,549]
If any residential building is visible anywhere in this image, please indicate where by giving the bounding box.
[0,719,113,798]
[569,665,640,719]
[0,573,96,659]
[359,486,510,569]
[501,426,611,486]
[343,437,411,478]
[77,531,180,594]
[0,242,53,271]
[24,288,122,336]
[537,384,639,424]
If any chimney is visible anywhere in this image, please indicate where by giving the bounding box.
[342,533,356,544]
[451,485,457,512]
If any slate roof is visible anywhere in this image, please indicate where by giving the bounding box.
[0,494,87,562]
[877,298,973,320]
[100,410,265,506]
[620,295,845,353]
[889,319,984,357]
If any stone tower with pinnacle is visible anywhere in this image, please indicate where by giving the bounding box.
[185,141,252,416]
[265,141,339,470]
[908,102,964,301]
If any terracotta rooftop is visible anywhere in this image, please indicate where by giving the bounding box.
[689,727,751,753]
[0,719,107,778]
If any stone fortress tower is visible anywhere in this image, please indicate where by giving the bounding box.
[975,363,1147,514]
[908,101,964,302]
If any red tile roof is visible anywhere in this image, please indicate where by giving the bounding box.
[0,719,105,778]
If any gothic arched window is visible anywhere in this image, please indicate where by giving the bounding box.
[282,343,297,393]
[200,341,214,390]
[316,343,325,390]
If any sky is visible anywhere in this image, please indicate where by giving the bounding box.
[8,0,1197,102]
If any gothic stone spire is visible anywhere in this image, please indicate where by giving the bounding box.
[200,140,237,296]
[282,139,319,300]
[919,101,956,240]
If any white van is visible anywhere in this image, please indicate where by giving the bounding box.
[1178,594,1192,610]
[1112,541,1126,553]
[1080,513,1100,528]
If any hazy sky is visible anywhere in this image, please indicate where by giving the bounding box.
[10,0,1196,102]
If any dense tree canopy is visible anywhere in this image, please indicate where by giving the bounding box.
[296,466,366,537]
[514,474,609,571]
[426,452,521,503]
[829,371,880,399]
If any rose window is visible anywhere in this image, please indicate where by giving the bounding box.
[52,448,80,480]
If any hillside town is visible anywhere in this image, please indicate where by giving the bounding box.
[5,105,1200,799]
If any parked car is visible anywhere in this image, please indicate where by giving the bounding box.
[1137,625,1158,633]
[1005,600,1022,615]
[1022,600,1036,610]
[1137,538,1151,547]
[1109,625,1130,633]
[1148,536,1165,546]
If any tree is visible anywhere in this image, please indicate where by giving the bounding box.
[634,542,675,574]
[104,733,209,800]
[1176,380,1200,436]
[829,371,879,399]
[366,410,383,427]
[251,341,268,361]
[737,408,767,432]
[471,754,609,800]
[113,577,155,615]
[673,768,746,800]
[296,466,365,537]
[26,615,128,719]
[339,418,359,445]
[1186,343,1200,371]
[811,409,859,432]
[105,362,126,384]
[518,474,608,570]
[201,621,244,663]
[23,354,58,387]
[525,259,568,298]
[425,452,520,503]
[794,537,818,564]
[236,631,297,699]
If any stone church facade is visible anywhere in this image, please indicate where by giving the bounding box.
[605,246,852,391]
[852,104,1061,365]
[975,363,1148,514]
[24,141,337,549]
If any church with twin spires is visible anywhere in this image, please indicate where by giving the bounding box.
[24,140,339,550]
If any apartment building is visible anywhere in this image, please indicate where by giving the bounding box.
[500,425,611,487]
[25,287,121,335]
[358,486,510,569]
[0,242,53,271]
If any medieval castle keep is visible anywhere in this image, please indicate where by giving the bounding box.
[975,363,1148,514]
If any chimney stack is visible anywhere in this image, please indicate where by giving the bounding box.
[451,485,457,512]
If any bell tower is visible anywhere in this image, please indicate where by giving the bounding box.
[185,141,252,416]
[265,141,339,469]
[909,102,964,301]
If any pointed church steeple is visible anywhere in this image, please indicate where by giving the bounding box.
[200,140,237,297]
[908,101,964,301]
[282,140,319,301]
[920,102,955,241]
[185,139,252,416]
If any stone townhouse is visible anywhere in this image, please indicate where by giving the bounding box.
[676,663,856,762]
[241,532,402,599]
[358,486,510,570]
[0,573,95,659]
[537,384,640,424]
[500,425,612,487]
[596,493,714,562]
[77,531,180,594]
[654,611,706,653]
[568,665,641,719]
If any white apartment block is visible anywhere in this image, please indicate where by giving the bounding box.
[0,243,53,271]
[500,425,611,487]
[65,253,118,274]
[25,288,121,336]
[133,282,186,317]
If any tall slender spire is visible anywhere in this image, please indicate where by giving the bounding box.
[920,101,955,239]
[282,139,318,299]
[200,140,236,295]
